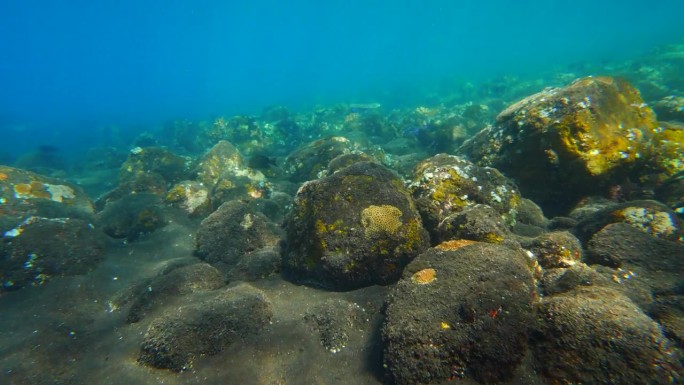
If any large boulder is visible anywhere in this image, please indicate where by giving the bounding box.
[283,136,356,182]
[194,200,282,279]
[534,286,681,384]
[1,216,106,291]
[0,165,94,222]
[382,242,537,384]
[458,76,659,215]
[138,283,273,372]
[283,161,429,290]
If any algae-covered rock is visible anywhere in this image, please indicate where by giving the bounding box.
[283,136,356,182]
[0,165,95,222]
[458,76,659,214]
[126,262,225,323]
[409,154,522,243]
[382,242,537,384]
[529,231,582,269]
[654,95,684,122]
[304,299,368,354]
[0,216,106,291]
[138,283,273,371]
[194,200,282,277]
[164,180,212,217]
[575,199,683,243]
[119,146,189,188]
[194,140,269,204]
[283,161,429,290]
[534,286,681,384]
[586,222,684,293]
[96,193,166,241]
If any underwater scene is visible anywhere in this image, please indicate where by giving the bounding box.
[1,1,684,384]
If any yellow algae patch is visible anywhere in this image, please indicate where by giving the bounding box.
[0,172,8,181]
[14,181,51,200]
[361,204,403,237]
[435,239,478,251]
[411,268,436,285]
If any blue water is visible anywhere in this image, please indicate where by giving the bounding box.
[1,0,683,157]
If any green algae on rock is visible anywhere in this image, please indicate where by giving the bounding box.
[458,76,660,215]
[408,154,524,244]
[283,161,429,290]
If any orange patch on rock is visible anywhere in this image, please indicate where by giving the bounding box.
[0,172,8,181]
[435,239,478,251]
[13,181,50,199]
[411,268,436,285]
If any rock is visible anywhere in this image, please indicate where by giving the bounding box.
[653,95,684,122]
[283,136,356,182]
[194,200,282,277]
[539,263,615,296]
[119,146,189,188]
[529,231,582,269]
[516,198,548,228]
[138,283,273,371]
[458,76,659,215]
[0,216,106,291]
[586,222,684,293]
[304,299,368,354]
[283,161,429,290]
[382,242,537,384]
[434,204,513,245]
[648,294,684,347]
[96,193,166,241]
[164,180,212,217]
[575,200,684,243]
[409,154,522,243]
[194,140,269,204]
[534,286,681,384]
[126,262,225,323]
[0,165,95,222]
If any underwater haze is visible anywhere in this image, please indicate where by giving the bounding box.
[1,0,684,156]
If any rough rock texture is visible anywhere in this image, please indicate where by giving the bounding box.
[0,165,95,223]
[409,154,522,244]
[304,298,369,353]
[653,95,684,122]
[529,231,583,269]
[283,136,356,182]
[382,242,537,384]
[575,200,684,243]
[194,200,282,277]
[164,180,212,217]
[283,161,429,290]
[458,76,659,214]
[0,216,106,291]
[96,193,166,241]
[126,262,225,323]
[138,283,273,371]
[534,286,682,384]
[586,222,684,293]
[194,140,269,204]
[119,146,189,187]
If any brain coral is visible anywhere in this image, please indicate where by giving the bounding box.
[361,205,403,237]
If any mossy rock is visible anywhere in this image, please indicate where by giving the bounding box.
[409,154,522,243]
[382,242,537,384]
[283,161,429,290]
[459,77,659,215]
